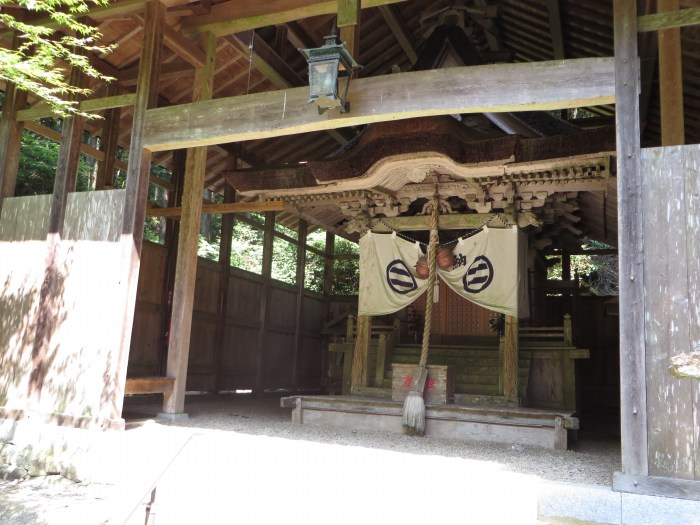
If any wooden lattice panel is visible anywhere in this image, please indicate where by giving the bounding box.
[411,280,496,337]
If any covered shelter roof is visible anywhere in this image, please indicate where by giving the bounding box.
[2,0,698,249]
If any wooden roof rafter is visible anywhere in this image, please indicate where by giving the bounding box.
[181,0,408,37]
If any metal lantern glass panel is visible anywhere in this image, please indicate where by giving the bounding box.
[300,35,360,114]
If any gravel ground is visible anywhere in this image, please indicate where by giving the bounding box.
[0,394,621,524]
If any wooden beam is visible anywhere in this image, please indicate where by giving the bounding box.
[115,0,166,418]
[16,93,136,121]
[638,7,700,32]
[363,213,523,232]
[147,200,285,217]
[226,32,303,90]
[614,0,649,478]
[119,61,194,86]
[182,0,406,36]
[378,4,417,65]
[144,57,615,151]
[658,0,685,146]
[164,31,217,414]
[163,23,206,67]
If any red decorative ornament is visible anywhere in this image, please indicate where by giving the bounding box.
[436,247,455,269]
[415,257,429,279]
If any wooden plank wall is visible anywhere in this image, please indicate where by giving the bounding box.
[128,242,168,376]
[641,144,700,481]
[129,244,327,393]
[545,296,620,413]
[0,191,126,423]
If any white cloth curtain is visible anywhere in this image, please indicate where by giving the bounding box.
[358,227,528,318]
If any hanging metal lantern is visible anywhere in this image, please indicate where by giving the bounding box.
[299,33,361,114]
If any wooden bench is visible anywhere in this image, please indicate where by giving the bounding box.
[125,377,175,406]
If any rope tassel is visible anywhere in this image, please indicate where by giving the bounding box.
[402,192,440,436]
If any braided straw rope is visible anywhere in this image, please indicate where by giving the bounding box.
[419,193,440,368]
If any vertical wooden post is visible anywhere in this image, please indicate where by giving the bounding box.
[163,31,217,414]
[48,67,86,235]
[28,66,86,401]
[213,183,235,393]
[338,0,361,60]
[158,149,186,375]
[503,315,519,400]
[323,232,335,297]
[95,84,122,189]
[563,313,573,346]
[114,0,165,419]
[321,231,335,386]
[561,253,571,280]
[658,0,685,147]
[351,314,370,392]
[375,332,387,388]
[614,0,649,477]
[254,211,276,393]
[292,220,308,390]
[0,27,27,212]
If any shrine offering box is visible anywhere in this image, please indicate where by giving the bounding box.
[391,364,454,405]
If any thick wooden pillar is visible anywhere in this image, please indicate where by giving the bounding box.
[95,84,122,189]
[0,30,27,211]
[503,315,519,400]
[614,0,649,477]
[292,220,308,390]
[213,183,235,392]
[115,0,166,418]
[658,0,685,146]
[164,31,217,414]
[254,211,276,393]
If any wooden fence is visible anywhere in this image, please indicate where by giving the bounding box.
[128,242,327,393]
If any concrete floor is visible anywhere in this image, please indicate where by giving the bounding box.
[2,394,698,524]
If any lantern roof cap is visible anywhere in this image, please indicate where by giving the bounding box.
[299,33,361,70]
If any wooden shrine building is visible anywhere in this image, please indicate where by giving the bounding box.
[1,0,700,500]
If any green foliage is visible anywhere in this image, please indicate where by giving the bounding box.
[15,125,93,196]
[332,236,359,295]
[0,0,115,117]
[230,216,264,274]
[546,240,618,296]
[272,237,296,285]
